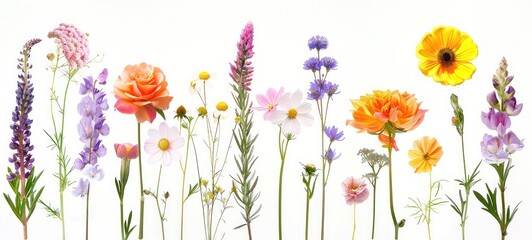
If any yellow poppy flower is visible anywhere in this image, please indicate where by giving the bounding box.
[408,136,443,173]
[416,26,478,86]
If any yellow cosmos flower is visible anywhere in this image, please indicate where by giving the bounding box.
[408,136,443,173]
[416,26,478,86]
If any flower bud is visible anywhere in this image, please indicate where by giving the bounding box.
[47,53,55,61]
[175,105,187,118]
[304,163,317,176]
[197,106,208,117]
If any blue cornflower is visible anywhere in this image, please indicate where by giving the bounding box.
[308,35,328,51]
[307,79,325,100]
[324,81,340,98]
[303,57,323,72]
[324,125,345,142]
[324,148,340,162]
[321,57,338,71]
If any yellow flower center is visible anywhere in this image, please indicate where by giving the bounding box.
[216,102,228,111]
[199,71,210,81]
[287,108,298,119]
[423,153,430,160]
[198,106,208,116]
[268,104,275,111]
[437,48,456,67]
[158,138,170,151]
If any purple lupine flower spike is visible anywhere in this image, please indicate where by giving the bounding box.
[7,38,41,181]
[229,22,254,91]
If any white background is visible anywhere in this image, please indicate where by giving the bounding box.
[1,0,532,239]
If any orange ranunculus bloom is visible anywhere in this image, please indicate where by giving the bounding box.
[114,63,173,123]
[347,90,427,149]
[408,136,443,173]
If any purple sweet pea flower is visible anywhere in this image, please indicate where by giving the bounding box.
[321,57,338,71]
[486,91,498,108]
[308,35,328,51]
[480,134,509,164]
[504,97,523,116]
[503,131,524,154]
[96,68,108,85]
[481,108,511,136]
[72,178,90,197]
[83,164,104,181]
[324,125,345,142]
[303,57,323,72]
[77,96,100,117]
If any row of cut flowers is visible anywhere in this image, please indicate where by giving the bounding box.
[4,22,524,240]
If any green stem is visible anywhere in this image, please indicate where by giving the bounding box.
[460,134,469,240]
[60,189,65,239]
[180,127,192,240]
[427,172,432,240]
[352,205,357,240]
[305,189,310,240]
[371,182,377,240]
[387,144,399,240]
[120,198,125,240]
[86,183,90,240]
[155,165,166,240]
[278,128,290,240]
[499,161,509,240]
[137,123,145,240]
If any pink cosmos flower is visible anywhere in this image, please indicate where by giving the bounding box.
[342,176,369,205]
[48,23,90,69]
[253,87,284,120]
[269,90,314,135]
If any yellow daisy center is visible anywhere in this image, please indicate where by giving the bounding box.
[287,108,298,119]
[423,153,430,160]
[198,106,208,116]
[268,104,275,111]
[437,48,456,67]
[158,138,170,151]
[199,71,210,80]
[216,102,228,111]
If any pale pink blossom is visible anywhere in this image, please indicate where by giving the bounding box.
[48,23,90,69]
[253,87,284,120]
[342,176,369,205]
[269,90,313,135]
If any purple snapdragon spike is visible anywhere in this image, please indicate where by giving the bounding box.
[229,22,254,91]
[324,125,345,142]
[308,35,328,51]
[73,68,109,188]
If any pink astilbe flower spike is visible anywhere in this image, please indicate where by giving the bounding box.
[229,22,254,91]
[48,23,90,69]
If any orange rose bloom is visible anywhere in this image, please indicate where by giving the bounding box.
[114,63,173,123]
[347,90,427,149]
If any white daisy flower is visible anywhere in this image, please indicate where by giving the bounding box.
[144,122,185,166]
[269,90,314,135]
[213,101,230,120]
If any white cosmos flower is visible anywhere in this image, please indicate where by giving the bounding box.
[269,90,314,135]
[144,122,185,166]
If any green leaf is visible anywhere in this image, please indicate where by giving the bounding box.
[155,107,166,120]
